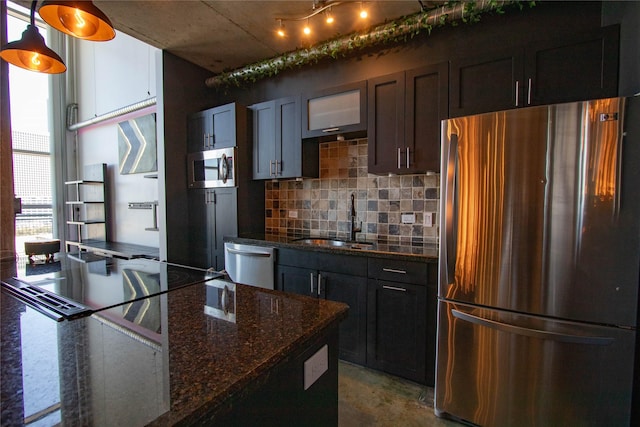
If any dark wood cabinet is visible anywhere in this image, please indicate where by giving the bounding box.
[367,257,435,385]
[450,25,620,117]
[187,103,238,152]
[367,278,427,383]
[251,96,318,180]
[368,62,448,175]
[275,247,437,382]
[276,250,367,364]
[320,271,367,365]
[301,80,367,141]
[188,188,237,270]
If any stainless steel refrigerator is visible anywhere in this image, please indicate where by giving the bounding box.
[435,96,640,426]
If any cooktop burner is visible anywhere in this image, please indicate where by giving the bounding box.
[1,255,221,321]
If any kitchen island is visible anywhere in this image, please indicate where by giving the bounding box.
[1,271,348,426]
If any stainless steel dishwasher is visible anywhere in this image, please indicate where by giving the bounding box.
[224,242,275,289]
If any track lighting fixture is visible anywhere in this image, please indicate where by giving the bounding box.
[277,19,286,37]
[275,1,370,40]
[1,0,115,74]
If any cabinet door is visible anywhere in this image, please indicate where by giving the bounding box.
[251,100,276,179]
[367,72,405,174]
[405,62,449,174]
[276,264,316,297]
[367,279,427,383]
[302,80,367,139]
[321,271,367,365]
[525,25,619,106]
[449,48,524,118]
[275,96,301,179]
[187,110,211,152]
[212,187,238,271]
[209,103,237,149]
[187,189,211,269]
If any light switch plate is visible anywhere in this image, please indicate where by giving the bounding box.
[304,345,328,390]
[288,210,298,218]
[401,213,416,224]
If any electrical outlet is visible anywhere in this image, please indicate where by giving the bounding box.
[304,345,328,390]
[424,212,433,227]
[288,210,298,218]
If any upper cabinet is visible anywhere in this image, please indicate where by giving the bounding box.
[302,81,367,140]
[251,96,319,180]
[450,25,620,118]
[188,103,238,152]
[368,62,448,175]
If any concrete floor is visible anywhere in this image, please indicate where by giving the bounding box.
[338,362,462,427]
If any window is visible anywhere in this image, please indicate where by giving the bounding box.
[7,2,55,264]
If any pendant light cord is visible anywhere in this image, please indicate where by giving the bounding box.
[29,1,37,26]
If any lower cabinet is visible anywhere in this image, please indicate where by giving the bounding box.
[367,279,427,383]
[276,248,437,385]
[277,263,367,365]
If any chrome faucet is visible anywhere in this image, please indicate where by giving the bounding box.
[349,193,362,241]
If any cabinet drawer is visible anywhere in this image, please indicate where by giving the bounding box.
[368,258,428,285]
[277,248,367,276]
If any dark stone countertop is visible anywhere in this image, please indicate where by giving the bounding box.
[1,277,348,426]
[226,233,439,263]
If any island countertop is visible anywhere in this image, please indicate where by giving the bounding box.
[1,276,348,426]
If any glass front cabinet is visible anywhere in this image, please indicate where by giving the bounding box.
[301,80,367,140]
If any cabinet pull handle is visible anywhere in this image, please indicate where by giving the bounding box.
[515,80,519,107]
[317,273,323,296]
[382,267,407,274]
[310,272,314,294]
[383,285,407,292]
[203,133,208,149]
[406,147,410,168]
[397,148,402,169]
[322,127,340,133]
[276,160,281,176]
[269,160,274,177]
[527,78,532,105]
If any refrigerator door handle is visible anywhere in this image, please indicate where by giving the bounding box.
[444,134,459,285]
[451,309,615,346]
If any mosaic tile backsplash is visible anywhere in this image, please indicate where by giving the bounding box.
[265,139,440,245]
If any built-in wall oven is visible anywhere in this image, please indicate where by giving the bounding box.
[187,147,236,188]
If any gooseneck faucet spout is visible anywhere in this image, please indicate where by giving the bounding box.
[350,193,362,241]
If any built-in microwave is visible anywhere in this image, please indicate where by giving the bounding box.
[187,147,236,188]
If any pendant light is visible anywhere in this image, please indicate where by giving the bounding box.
[38,1,115,41]
[0,1,66,74]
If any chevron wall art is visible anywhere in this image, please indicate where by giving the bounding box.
[117,113,157,175]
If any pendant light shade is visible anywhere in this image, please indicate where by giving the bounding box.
[38,1,115,41]
[0,21,66,74]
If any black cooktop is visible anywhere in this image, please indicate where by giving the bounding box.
[0,254,220,321]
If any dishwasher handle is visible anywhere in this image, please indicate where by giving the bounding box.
[225,247,272,258]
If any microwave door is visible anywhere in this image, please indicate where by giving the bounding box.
[188,148,236,188]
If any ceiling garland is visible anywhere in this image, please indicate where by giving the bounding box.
[205,0,535,89]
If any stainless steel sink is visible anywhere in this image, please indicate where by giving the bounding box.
[293,238,374,249]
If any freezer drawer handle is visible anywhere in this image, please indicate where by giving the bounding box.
[225,248,272,258]
[451,309,614,346]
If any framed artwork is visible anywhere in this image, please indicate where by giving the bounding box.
[118,113,157,174]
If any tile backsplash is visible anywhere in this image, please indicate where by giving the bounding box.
[265,139,440,245]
